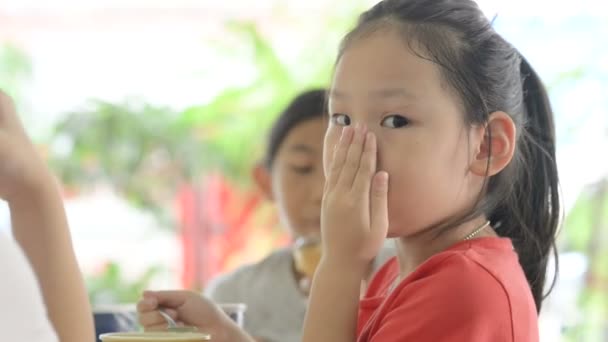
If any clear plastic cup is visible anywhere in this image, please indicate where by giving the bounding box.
[218,303,247,328]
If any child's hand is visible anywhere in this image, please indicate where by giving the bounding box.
[0,90,51,201]
[137,291,253,342]
[321,124,389,272]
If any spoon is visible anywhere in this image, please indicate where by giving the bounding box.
[158,309,198,333]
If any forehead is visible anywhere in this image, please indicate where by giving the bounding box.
[281,118,327,147]
[331,30,444,101]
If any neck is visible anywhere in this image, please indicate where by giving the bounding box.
[394,216,494,277]
[291,250,377,297]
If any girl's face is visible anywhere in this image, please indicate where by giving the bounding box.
[270,118,327,239]
[325,30,486,238]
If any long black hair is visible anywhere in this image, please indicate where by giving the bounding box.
[338,0,560,312]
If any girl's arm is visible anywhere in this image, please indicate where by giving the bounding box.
[302,126,388,342]
[303,260,365,342]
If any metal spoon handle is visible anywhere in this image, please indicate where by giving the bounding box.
[158,309,177,328]
[158,309,198,333]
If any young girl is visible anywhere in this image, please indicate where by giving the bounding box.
[302,0,559,341]
[138,90,393,342]
[138,1,558,340]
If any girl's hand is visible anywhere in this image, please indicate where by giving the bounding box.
[321,124,389,272]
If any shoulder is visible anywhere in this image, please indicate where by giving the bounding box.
[363,239,536,341]
[398,250,512,311]
[204,248,293,300]
[379,251,514,339]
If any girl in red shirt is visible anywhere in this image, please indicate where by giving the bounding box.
[303,0,559,341]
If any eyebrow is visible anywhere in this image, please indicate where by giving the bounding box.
[289,144,315,153]
[330,87,415,100]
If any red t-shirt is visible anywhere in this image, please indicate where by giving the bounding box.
[358,237,538,342]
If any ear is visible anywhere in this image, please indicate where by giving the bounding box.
[252,163,274,200]
[470,111,517,177]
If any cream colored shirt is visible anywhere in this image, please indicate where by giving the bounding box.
[0,232,58,342]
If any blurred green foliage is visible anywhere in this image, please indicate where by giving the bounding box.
[87,262,163,304]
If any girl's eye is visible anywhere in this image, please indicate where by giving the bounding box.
[290,165,313,174]
[331,114,351,126]
[381,115,410,128]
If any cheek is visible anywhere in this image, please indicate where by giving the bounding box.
[273,175,301,220]
[375,135,409,173]
[323,127,341,177]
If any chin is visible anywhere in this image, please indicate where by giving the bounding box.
[386,229,401,239]
[386,224,416,239]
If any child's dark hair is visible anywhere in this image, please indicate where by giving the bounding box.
[263,89,327,169]
[339,0,560,312]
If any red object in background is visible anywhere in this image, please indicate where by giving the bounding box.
[177,183,198,290]
[177,173,268,290]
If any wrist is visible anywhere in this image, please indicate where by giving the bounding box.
[210,314,254,342]
[317,257,367,281]
[7,172,59,208]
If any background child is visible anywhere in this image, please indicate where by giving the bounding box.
[204,89,330,342]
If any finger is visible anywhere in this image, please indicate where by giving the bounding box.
[370,171,389,237]
[145,290,189,308]
[327,126,354,187]
[337,124,366,189]
[138,308,178,327]
[163,308,179,318]
[360,171,389,261]
[137,297,158,313]
[352,131,376,196]
[0,91,21,127]
[138,311,168,328]
[0,90,15,115]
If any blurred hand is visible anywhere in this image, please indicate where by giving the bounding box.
[137,290,253,342]
[0,90,51,201]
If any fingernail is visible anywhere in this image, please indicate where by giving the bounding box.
[380,171,389,185]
